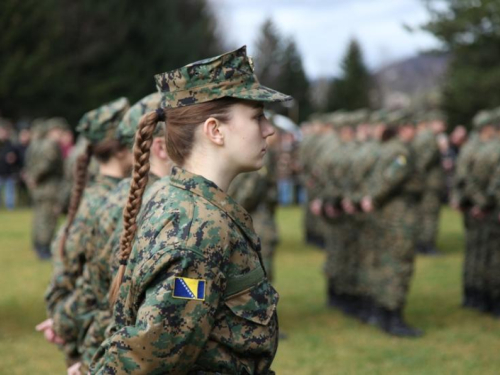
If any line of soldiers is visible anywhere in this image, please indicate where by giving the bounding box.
[451,108,500,318]
[300,108,445,337]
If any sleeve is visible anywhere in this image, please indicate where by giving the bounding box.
[369,150,412,207]
[28,142,60,183]
[93,248,225,374]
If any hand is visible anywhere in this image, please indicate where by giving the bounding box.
[470,206,485,219]
[309,199,323,216]
[35,318,65,345]
[324,203,340,218]
[67,362,81,375]
[361,196,373,213]
[6,152,17,164]
[450,199,460,211]
[341,198,356,214]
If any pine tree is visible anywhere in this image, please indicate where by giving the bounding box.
[253,19,312,123]
[327,39,371,111]
[422,0,500,127]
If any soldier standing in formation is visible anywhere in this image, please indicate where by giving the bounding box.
[453,109,500,317]
[24,118,67,259]
[39,98,131,366]
[90,46,290,374]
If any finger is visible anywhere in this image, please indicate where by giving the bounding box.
[35,319,51,331]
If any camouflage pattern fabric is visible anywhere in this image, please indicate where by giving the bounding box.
[320,139,358,297]
[77,97,130,144]
[24,138,64,249]
[155,45,291,109]
[228,151,279,281]
[45,175,122,363]
[462,138,500,301]
[91,167,278,374]
[412,129,444,248]
[72,174,160,373]
[347,139,381,298]
[366,138,420,310]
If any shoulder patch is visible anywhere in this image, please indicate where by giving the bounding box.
[173,277,206,301]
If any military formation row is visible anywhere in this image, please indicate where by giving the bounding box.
[299,108,447,337]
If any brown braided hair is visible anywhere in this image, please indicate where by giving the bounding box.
[109,98,247,305]
[58,143,92,260]
[58,139,127,261]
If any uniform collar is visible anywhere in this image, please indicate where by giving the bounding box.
[95,174,122,189]
[169,166,260,249]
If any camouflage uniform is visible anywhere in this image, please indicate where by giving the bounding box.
[24,120,65,259]
[44,97,129,365]
[91,169,279,374]
[91,46,290,374]
[462,132,500,311]
[367,137,421,313]
[347,138,381,303]
[413,128,444,253]
[228,151,279,281]
[65,93,166,373]
[487,158,500,315]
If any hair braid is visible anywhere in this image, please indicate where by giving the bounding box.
[58,143,92,260]
[110,110,160,305]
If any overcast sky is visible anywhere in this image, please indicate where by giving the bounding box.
[212,0,442,79]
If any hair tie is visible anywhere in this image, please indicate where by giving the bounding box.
[119,258,128,266]
[155,108,166,122]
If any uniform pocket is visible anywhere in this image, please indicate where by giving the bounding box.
[224,279,278,326]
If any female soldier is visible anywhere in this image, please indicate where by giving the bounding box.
[65,93,173,374]
[91,46,291,374]
[38,98,131,366]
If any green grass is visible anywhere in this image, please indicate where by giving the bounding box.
[1,207,499,374]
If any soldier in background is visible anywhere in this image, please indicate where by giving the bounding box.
[24,118,66,259]
[413,111,446,255]
[461,110,500,313]
[0,120,21,210]
[361,111,423,337]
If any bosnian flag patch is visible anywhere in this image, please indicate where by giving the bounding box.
[173,277,206,301]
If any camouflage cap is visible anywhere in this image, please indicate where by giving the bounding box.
[369,109,389,125]
[350,109,370,126]
[472,110,492,130]
[77,97,130,144]
[155,46,292,109]
[45,117,70,132]
[489,107,500,126]
[117,92,166,149]
[385,109,412,129]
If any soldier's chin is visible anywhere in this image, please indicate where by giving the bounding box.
[239,159,264,173]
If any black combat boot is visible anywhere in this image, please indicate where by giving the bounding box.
[490,298,500,318]
[462,287,474,308]
[38,245,52,260]
[381,308,423,338]
[356,295,373,323]
[365,301,384,327]
[340,294,360,318]
[472,290,490,312]
[327,282,342,309]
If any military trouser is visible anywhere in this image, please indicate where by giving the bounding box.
[32,195,60,249]
[463,214,489,295]
[367,199,417,310]
[324,215,359,296]
[417,190,441,246]
[357,212,378,299]
[485,212,500,303]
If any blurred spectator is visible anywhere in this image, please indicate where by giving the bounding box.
[16,125,32,206]
[0,122,21,210]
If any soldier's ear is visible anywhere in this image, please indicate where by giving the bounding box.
[203,117,224,146]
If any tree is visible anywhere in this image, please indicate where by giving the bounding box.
[0,0,223,125]
[253,19,312,123]
[279,39,312,122]
[326,39,372,111]
[422,0,500,127]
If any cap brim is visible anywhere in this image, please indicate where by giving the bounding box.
[228,84,292,103]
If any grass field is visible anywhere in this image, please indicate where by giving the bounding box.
[1,207,499,374]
